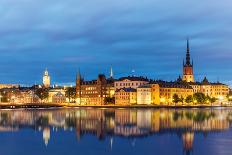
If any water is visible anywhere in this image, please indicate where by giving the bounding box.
[0,107,232,155]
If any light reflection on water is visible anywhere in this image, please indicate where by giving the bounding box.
[0,108,232,155]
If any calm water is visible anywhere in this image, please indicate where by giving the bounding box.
[0,108,232,155]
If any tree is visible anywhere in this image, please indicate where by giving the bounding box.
[227,94,232,101]
[35,88,49,102]
[104,97,115,104]
[185,95,193,104]
[173,94,179,105]
[65,87,76,103]
[193,93,206,104]
[179,96,184,105]
[210,97,217,104]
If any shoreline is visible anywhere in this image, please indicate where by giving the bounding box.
[0,103,231,109]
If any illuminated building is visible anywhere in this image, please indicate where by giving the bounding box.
[189,77,229,100]
[48,88,66,103]
[156,81,194,105]
[114,76,149,90]
[179,40,229,101]
[115,88,137,105]
[76,70,114,105]
[52,92,66,104]
[137,85,152,105]
[182,39,194,82]
[43,68,51,88]
[0,84,19,89]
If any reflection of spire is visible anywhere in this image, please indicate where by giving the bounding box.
[182,132,194,155]
[110,137,113,150]
[131,138,136,147]
[43,127,50,146]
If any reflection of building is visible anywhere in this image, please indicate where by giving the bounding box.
[182,39,194,82]
[0,108,230,152]
[182,132,194,155]
[43,127,50,146]
[115,88,136,105]
[76,71,114,105]
[43,69,51,88]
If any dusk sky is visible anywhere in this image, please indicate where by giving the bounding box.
[0,0,232,86]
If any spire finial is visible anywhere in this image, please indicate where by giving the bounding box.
[77,68,81,80]
[186,38,191,65]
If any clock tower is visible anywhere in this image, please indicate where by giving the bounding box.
[182,39,194,82]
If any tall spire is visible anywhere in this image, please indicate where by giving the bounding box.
[110,66,113,78]
[76,69,81,81]
[186,38,191,66]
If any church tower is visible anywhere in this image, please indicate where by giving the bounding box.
[182,39,194,82]
[76,69,82,104]
[43,68,50,88]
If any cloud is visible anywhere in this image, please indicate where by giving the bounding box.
[0,0,231,85]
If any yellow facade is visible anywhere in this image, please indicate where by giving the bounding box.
[137,86,152,105]
[115,88,137,105]
[190,83,229,100]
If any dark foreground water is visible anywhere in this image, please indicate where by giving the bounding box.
[0,108,232,155]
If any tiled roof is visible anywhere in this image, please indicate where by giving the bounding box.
[117,76,149,81]
[115,87,137,92]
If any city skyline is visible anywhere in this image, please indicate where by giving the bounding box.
[0,0,232,86]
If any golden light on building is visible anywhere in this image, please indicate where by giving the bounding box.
[160,98,166,103]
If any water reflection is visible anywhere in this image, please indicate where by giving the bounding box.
[0,108,232,155]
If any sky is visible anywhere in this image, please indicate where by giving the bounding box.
[0,0,232,86]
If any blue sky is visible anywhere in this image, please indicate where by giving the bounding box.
[0,0,232,86]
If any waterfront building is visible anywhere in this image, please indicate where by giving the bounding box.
[115,88,137,105]
[48,88,66,103]
[150,81,194,105]
[182,39,194,82]
[137,85,152,105]
[76,71,114,105]
[0,84,19,89]
[114,76,149,90]
[52,92,66,104]
[21,90,40,104]
[189,77,229,100]
[180,39,229,101]
[157,81,194,105]
[43,68,51,88]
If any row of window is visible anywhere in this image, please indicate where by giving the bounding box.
[115,82,147,87]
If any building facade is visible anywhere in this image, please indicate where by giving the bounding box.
[43,69,51,88]
[114,76,149,90]
[189,77,229,100]
[115,88,137,105]
[76,72,114,105]
[137,85,152,105]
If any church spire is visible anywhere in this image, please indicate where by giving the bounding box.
[110,66,113,78]
[76,69,81,83]
[186,39,191,66]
